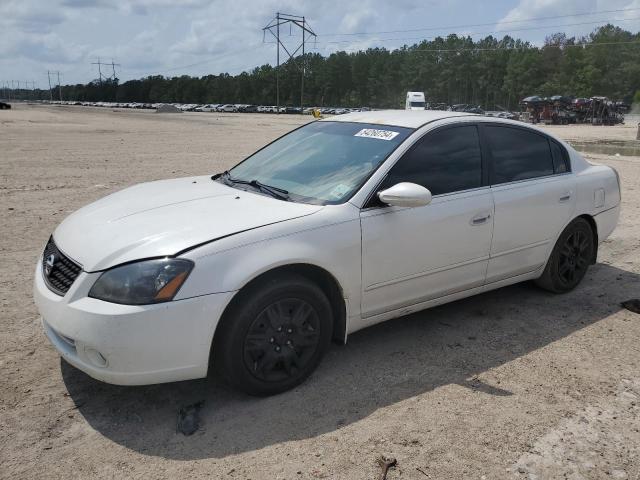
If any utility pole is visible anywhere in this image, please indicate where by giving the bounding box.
[47,71,53,101]
[301,16,305,110]
[57,71,62,101]
[263,12,316,113]
[276,13,279,111]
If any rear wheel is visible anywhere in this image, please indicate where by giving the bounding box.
[535,218,595,293]
[214,274,333,396]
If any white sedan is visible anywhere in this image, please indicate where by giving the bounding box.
[34,110,621,395]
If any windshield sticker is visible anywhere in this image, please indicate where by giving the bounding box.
[354,128,400,141]
[329,184,351,199]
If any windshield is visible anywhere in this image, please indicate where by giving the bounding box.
[410,101,425,108]
[227,121,412,204]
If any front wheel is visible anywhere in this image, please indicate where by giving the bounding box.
[535,218,595,293]
[213,274,333,396]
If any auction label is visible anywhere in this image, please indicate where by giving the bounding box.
[354,128,400,141]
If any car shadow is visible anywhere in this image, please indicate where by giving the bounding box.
[60,263,638,460]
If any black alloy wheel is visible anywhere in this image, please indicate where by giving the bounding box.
[243,298,321,383]
[557,229,591,287]
[535,217,595,293]
[214,273,333,396]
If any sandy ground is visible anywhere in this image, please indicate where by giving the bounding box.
[1,104,639,479]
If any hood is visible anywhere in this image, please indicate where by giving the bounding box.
[54,176,323,271]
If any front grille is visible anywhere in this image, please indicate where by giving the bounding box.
[42,237,82,296]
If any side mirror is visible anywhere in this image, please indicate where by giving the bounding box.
[377,182,432,208]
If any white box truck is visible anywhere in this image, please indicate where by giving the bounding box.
[406,91,426,110]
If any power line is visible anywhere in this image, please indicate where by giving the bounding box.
[122,44,263,77]
[315,16,640,47]
[400,39,640,54]
[320,6,640,37]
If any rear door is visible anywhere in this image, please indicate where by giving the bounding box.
[483,124,575,282]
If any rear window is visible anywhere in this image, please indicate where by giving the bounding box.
[550,141,569,173]
[486,126,554,184]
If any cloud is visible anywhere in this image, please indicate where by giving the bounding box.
[2,0,639,85]
[60,0,115,8]
[0,1,67,33]
[496,0,640,41]
[339,9,379,33]
[0,30,87,63]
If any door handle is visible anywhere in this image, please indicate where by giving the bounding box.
[559,191,572,202]
[471,213,491,225]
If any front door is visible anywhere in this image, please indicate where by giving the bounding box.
[360,124,494,319]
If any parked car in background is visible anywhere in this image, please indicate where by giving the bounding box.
[34,110,620,395]
[239,105,258,113]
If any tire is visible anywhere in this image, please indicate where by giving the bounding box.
[213,273,333,396]
[535,218,595,293]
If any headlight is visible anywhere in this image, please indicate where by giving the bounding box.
[89,258,194,305]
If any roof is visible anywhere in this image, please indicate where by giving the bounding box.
[322,109,477,129]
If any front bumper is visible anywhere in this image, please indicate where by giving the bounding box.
[34,259,236,385]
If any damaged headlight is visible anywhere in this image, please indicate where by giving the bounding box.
[89,258,194,305]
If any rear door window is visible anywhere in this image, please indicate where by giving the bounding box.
[485,126,555,184]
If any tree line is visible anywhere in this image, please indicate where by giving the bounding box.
[5,24,640,110]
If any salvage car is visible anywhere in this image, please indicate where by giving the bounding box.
[34,111,621,395]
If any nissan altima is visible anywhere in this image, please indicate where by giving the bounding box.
[34,110,621,395]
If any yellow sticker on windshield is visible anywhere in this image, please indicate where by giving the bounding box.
[354,128,400,141]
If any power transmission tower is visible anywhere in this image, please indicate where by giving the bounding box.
[263,12,316,113]
[92,58,105,85]
[48,71,62,101]
[109,59,120,81]
[92,58,120,85]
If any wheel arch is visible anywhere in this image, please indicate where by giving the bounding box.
[576,213,598,264]
[541,212,600,276]
[212,263,348,355]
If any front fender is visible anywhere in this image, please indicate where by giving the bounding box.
[175,205,362,319]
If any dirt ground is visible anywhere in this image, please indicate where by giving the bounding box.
[1,104,639,479]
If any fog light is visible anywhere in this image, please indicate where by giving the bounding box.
[84,347,108,368]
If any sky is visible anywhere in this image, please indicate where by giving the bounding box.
[1,0,640,88]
